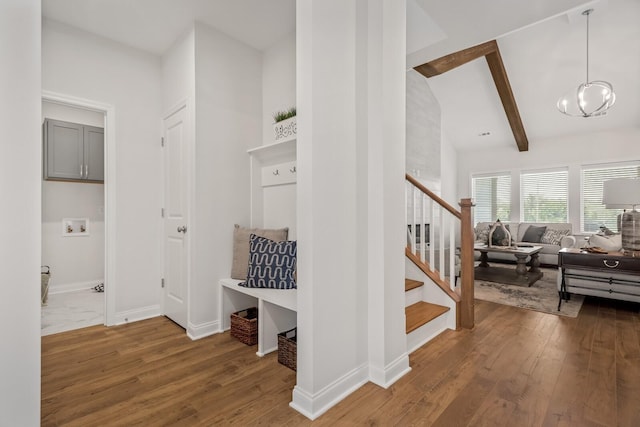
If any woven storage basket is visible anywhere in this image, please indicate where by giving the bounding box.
[230,307,258,346]
[277,327,297,371]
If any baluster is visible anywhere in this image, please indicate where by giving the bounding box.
[439,206,446,280]
[449,215,456,290]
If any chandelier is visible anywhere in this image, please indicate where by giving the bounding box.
[557,8,615,117]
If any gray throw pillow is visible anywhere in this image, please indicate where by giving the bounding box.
[522,225,547,243]
[231,225,288,280]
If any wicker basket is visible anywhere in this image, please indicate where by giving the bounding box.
[230,307,258,346]
[277,327,297,371]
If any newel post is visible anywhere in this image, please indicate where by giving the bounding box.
[459,198,475,329]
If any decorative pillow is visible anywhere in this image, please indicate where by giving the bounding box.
[489,221,513,246]
[587,234,622,252]
[231,225,288,280]
[540,229,570,245]
[475,225,490,244]
[240,234,297,289]
[521,225,547,243]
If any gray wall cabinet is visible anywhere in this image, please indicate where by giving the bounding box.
[44,118,104,182]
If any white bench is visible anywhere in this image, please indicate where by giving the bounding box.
[219,278,297,356]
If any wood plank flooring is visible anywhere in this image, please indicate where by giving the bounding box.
[42,296,640,426]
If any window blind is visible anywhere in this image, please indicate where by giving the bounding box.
[581,164,640,233]
[472,174,511,223]
[520,169,568,223]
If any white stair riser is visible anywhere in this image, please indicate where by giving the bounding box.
[405,287,423,307]
[406,310,450,354]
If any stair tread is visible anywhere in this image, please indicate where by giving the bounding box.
[405,278,424,292]
[405,301,450,334]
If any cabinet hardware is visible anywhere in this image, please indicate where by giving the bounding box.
[603,260,620,268]
[273,169,279,176]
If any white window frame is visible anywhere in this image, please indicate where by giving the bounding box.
[519,167,569,223]
[580,161,640,234]
[471,172,512,224]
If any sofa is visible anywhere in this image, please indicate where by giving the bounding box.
[474,221,577,266]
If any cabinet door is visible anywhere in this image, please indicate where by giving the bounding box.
[84,125,104,182]
[45,119,83,180]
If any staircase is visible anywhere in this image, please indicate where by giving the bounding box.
[404,174,475,353]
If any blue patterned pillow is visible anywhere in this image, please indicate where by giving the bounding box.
[240,234,297,289]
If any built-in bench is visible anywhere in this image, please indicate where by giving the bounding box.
[219,278,297,356]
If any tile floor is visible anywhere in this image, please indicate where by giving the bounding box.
[41,289,104,336]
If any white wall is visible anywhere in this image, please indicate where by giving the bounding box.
[262,33,296,144]
[189,22,261,333]
[0,0,41,423]
[262,32,297,239]
[162,28,195,113]
[42,102,105,292]
[406,69,441,193]
[43,19,163,321]
[456,128,640,232]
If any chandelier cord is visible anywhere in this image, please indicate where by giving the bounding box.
[585,10,590,84]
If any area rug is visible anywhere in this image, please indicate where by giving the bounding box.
[474,266,584,317]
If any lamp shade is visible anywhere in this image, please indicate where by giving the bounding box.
[603,178,640,208]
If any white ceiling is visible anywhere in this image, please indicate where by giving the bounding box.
[407,0,640,151]
[42,0,640,152]
[42,0,296,54]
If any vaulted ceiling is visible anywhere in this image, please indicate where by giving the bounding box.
[43,0,640,153]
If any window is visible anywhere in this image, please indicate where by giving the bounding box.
[472,173,511,223]
[581,163,640,233]
[520,169,568,223]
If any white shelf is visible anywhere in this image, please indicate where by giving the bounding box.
[219,279,297,356]
[247,138,296,165]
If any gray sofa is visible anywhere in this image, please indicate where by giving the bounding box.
[474,221,577,266]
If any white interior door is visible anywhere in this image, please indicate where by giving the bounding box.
[163,106,189,328]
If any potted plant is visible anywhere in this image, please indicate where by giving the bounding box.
[273,106,296,142]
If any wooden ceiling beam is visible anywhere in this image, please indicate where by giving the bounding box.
[414,40,529,152]
[413,40,497,78]
[484,47,528,152]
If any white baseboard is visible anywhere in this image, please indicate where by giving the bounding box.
[369,353,411,389]
[113,305,161,325]
[187,320,221,340]
[290,363,368,420]
[49,279,103,295]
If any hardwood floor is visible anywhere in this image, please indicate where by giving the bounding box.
[42,297,640,426]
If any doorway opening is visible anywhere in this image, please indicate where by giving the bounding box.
[41,91,116,334]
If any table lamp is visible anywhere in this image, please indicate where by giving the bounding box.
[603,178,640,253]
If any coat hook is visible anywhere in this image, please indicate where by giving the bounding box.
[290,166,296,173]
[273,169,279,176]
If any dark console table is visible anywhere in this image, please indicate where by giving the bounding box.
[558,248,640,310]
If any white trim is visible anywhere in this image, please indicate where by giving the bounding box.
[49,280,102,295]
[113,306,161,325]
[187,320,221,340]
[369,354,411,389]
[41,90,116,326]
[290,364,369,420]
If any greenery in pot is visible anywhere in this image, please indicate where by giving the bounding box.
[273,106,297,123]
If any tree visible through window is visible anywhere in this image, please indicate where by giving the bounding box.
[472,173,511,223]
[520,169,568,223]
[582,164,640,233]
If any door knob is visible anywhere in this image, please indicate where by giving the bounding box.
[177,226,187,233]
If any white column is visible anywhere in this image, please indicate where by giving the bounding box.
[0,0,42,424]
[293,0,407,420]
[364,0,409,387]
